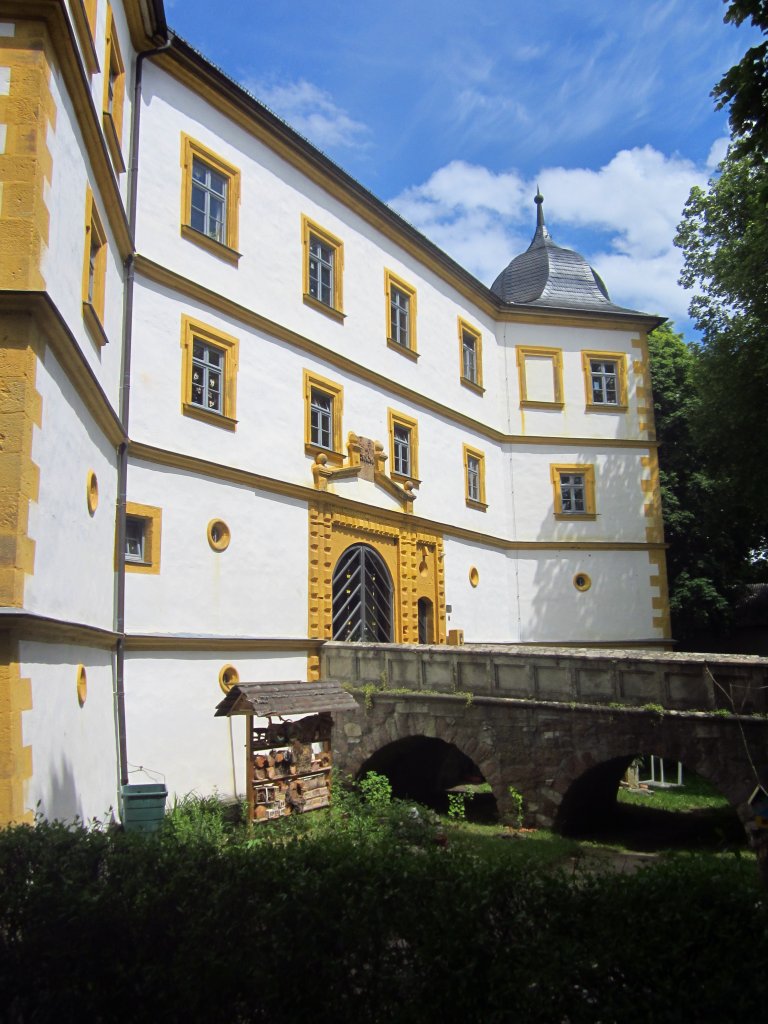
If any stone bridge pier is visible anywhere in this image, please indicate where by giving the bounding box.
[332,692,768,830]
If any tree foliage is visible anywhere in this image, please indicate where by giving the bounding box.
[648,324,735,642]
[675,151,768,550]
[650,4,768,646]
[713,0,768,160]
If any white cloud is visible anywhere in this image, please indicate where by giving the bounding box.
[389,145,712,323]
[706,136,730,170]
[540,146,704,258]
[591,248,689,322]
[240,78,369,151]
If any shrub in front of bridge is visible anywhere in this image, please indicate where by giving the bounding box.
[0,809,766,1021]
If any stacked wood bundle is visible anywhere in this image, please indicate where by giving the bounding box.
[247,714,335,823]
[288,772,331,813]
[253,749,298,782]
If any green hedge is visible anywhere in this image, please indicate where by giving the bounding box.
[0,809,765,1023]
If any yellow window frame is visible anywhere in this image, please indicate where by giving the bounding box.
[385,269,418,359]
[81,186,108,346]
[463,444,487,510]
[180,315,239,431]
[582,350,628,411]
[550,464,597,520]
[102,6,125,171]
[301,215,345,321]
[303,369,344,465]
[517,346,564,408]
[180,134,242,263]
[71,0,100,74]
[458,318,484,393]
[388,408,419,484]
[124,502,162,574]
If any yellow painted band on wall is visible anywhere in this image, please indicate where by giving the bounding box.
[647,549,671,639]
[0,315,41,607]
[0,18,55,292]
[0,634,33,825]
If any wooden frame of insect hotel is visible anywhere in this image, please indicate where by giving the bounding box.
[215,680,358,823]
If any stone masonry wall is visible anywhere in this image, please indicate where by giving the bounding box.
[332,691,768,829]
[322,642,768,714]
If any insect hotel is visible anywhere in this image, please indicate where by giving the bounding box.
[215,680,359,823]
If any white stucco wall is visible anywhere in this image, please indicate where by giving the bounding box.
[502,321,646,440]
[516,548,658,642]
[21,642,118,822]
[135,66,505,428]
[25,347,117,629]
[442,538,520,643]
[124,459,308,636]
[124,650,309,800]
[42,48,125,409]
[509,445,648,543]
[62,0,134,207]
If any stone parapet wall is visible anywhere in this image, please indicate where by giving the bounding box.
[321,642,768,714]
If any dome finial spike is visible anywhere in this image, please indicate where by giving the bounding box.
[534,186,545,229]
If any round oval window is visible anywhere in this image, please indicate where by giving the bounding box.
[573,573,592,592]
[218,664,239,694]
[86,471,99,516]
[207,519,231,551]
[76,664,88,706]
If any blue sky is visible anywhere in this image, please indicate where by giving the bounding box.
[165,0,762,334]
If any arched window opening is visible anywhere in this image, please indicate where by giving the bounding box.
[417,597,434,644]
[332,544,393,642]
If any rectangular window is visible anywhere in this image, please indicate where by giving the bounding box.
[517,346,564,408]
[309,235,334,306]
[393,425,411,476]
[388,409,419,483]
[81,187,108,345]
[71,0,100,74]
[191,157,228,244]
[302,216,344,319]
[391,286,410,346]
[385,269,417,358]
[191,340,224,414]
[124,503,162,574]
[560,472,585,513]
[102,7,125,171]
[463,445,487,509]
[458,318,483,393]
[303,370,343,463]
[551,464,596,520]
[582,351,628,410]
[180,316,239,430]
[125,516,145,562]
[310,388,333,449]
[181,134,241,262]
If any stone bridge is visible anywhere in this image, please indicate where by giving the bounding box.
[324,643,768,829]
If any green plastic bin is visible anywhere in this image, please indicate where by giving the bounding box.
[121,782,168,833]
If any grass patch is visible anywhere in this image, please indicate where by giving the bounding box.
[618,770,729,812]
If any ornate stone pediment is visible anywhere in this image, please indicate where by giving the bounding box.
[311,432,415,512]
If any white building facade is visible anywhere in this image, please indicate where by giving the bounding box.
[0,0,669,825]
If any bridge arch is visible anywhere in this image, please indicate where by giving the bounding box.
[340,709,505,815]
[332,690,768,834]
[358,735,498,817]
[549,744,744,840]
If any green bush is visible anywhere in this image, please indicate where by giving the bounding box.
[447,791,467,820]
[357,769,392,812]
[0,804,765,1022]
